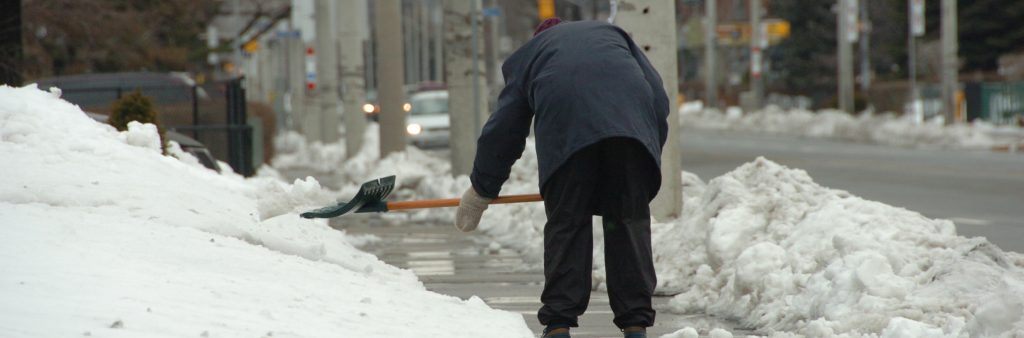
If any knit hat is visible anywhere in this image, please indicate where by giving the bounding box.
[534,17,563,36]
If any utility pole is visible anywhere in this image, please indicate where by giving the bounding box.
[443,0,489,176]
[402,2,412,85]
[287,19,306,132]
[908,0,924,122]
[616,0,682,220]
[314,0,341,143]
[859,0,871,93]
[420,0,431,83]
[704,0,717,108]
[749,0,763,110]
[339,0,368,157]
[433,1,444,81]
[377,0,407,155]
[941,0,957,124]
[837,0,856,113]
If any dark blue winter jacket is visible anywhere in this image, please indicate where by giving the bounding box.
[469,21,670,198]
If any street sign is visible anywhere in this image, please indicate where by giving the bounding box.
[846,0,859,43]
[482,6,501,17]
[911,0,925,37]
[751,47,763,78]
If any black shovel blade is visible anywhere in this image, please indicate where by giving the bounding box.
[300,176,396,219]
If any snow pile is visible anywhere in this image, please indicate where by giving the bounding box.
[0,85,532,338]
[680,102,1023,150]
[655,158,1024,337]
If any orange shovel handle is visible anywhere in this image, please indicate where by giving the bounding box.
[385,194,543,211]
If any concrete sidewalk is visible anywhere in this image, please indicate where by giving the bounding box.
[338,219,751,338]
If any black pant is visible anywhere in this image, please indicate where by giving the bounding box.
[537,137,659,329]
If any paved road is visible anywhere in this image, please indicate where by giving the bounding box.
[680,128,1024,253]
[339,221,750,338]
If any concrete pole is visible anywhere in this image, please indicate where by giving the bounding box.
[859,0,871,92]
[433,0,444,81]
[403,1,417,85]
[287,22,306,132]
[616,0,682,220]
[378,0,408,155]
[443,0,489,177]
[339,0,368,157]
[837,0,855,113]
[420,0,431,83]
[314,0,341,143]
[704,0,718,108]
[749,0,763,110]
[908,0,921,122]
[941,0,957,124]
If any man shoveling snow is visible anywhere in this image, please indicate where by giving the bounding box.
[455,18,670,338]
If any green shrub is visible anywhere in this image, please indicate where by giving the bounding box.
[108,90,166,153]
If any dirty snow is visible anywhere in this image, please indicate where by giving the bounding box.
[679,102,1024,151]
[0,84,532,338]
[271,107,1024,337]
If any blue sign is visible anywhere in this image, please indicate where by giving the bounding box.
[275,30,301,39]
[482,7,501,17]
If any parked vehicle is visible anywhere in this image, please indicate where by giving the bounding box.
[85,112,221,172]
[405,90,450,148]
[32,72,276,174]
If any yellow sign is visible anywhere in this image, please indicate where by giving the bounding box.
[538,0,555,19]
[715,19,790,47]
[243,41,259,53]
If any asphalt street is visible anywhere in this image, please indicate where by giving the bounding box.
[339,221,751,338]
[679,128,1024,253]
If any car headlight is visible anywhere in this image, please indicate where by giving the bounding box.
[363,103,375,113]
[403,102,412,112]
[406,123,422,135]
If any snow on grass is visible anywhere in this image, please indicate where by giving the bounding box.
[0,84,532,338]
[272,116,1024,337]
[680,102,1024,151]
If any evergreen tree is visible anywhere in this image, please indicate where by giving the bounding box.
[769,0,836,98]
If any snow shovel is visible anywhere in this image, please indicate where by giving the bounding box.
[300,175,542,219]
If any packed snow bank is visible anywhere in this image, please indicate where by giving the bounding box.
[656,158,1024,337]
[679,102,1024,151]
[0,85,532,338]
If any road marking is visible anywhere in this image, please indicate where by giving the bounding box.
[949,217,991,226]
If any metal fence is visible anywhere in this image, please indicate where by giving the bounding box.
[55,78,255,176]
[965,81,1024,124]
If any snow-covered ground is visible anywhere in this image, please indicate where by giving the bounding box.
[9,81,1023,337]
[272,116,1024,337]
[0,85,532,338]
[679,102,1024,151]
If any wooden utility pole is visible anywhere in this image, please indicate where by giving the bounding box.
[338,0,368,157]
[377,0,407,155]
[443,0,488,176]
[616,0,682,220]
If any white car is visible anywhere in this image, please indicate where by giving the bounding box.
[405,90,450,148]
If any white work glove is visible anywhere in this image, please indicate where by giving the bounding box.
[455,187,493,232]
